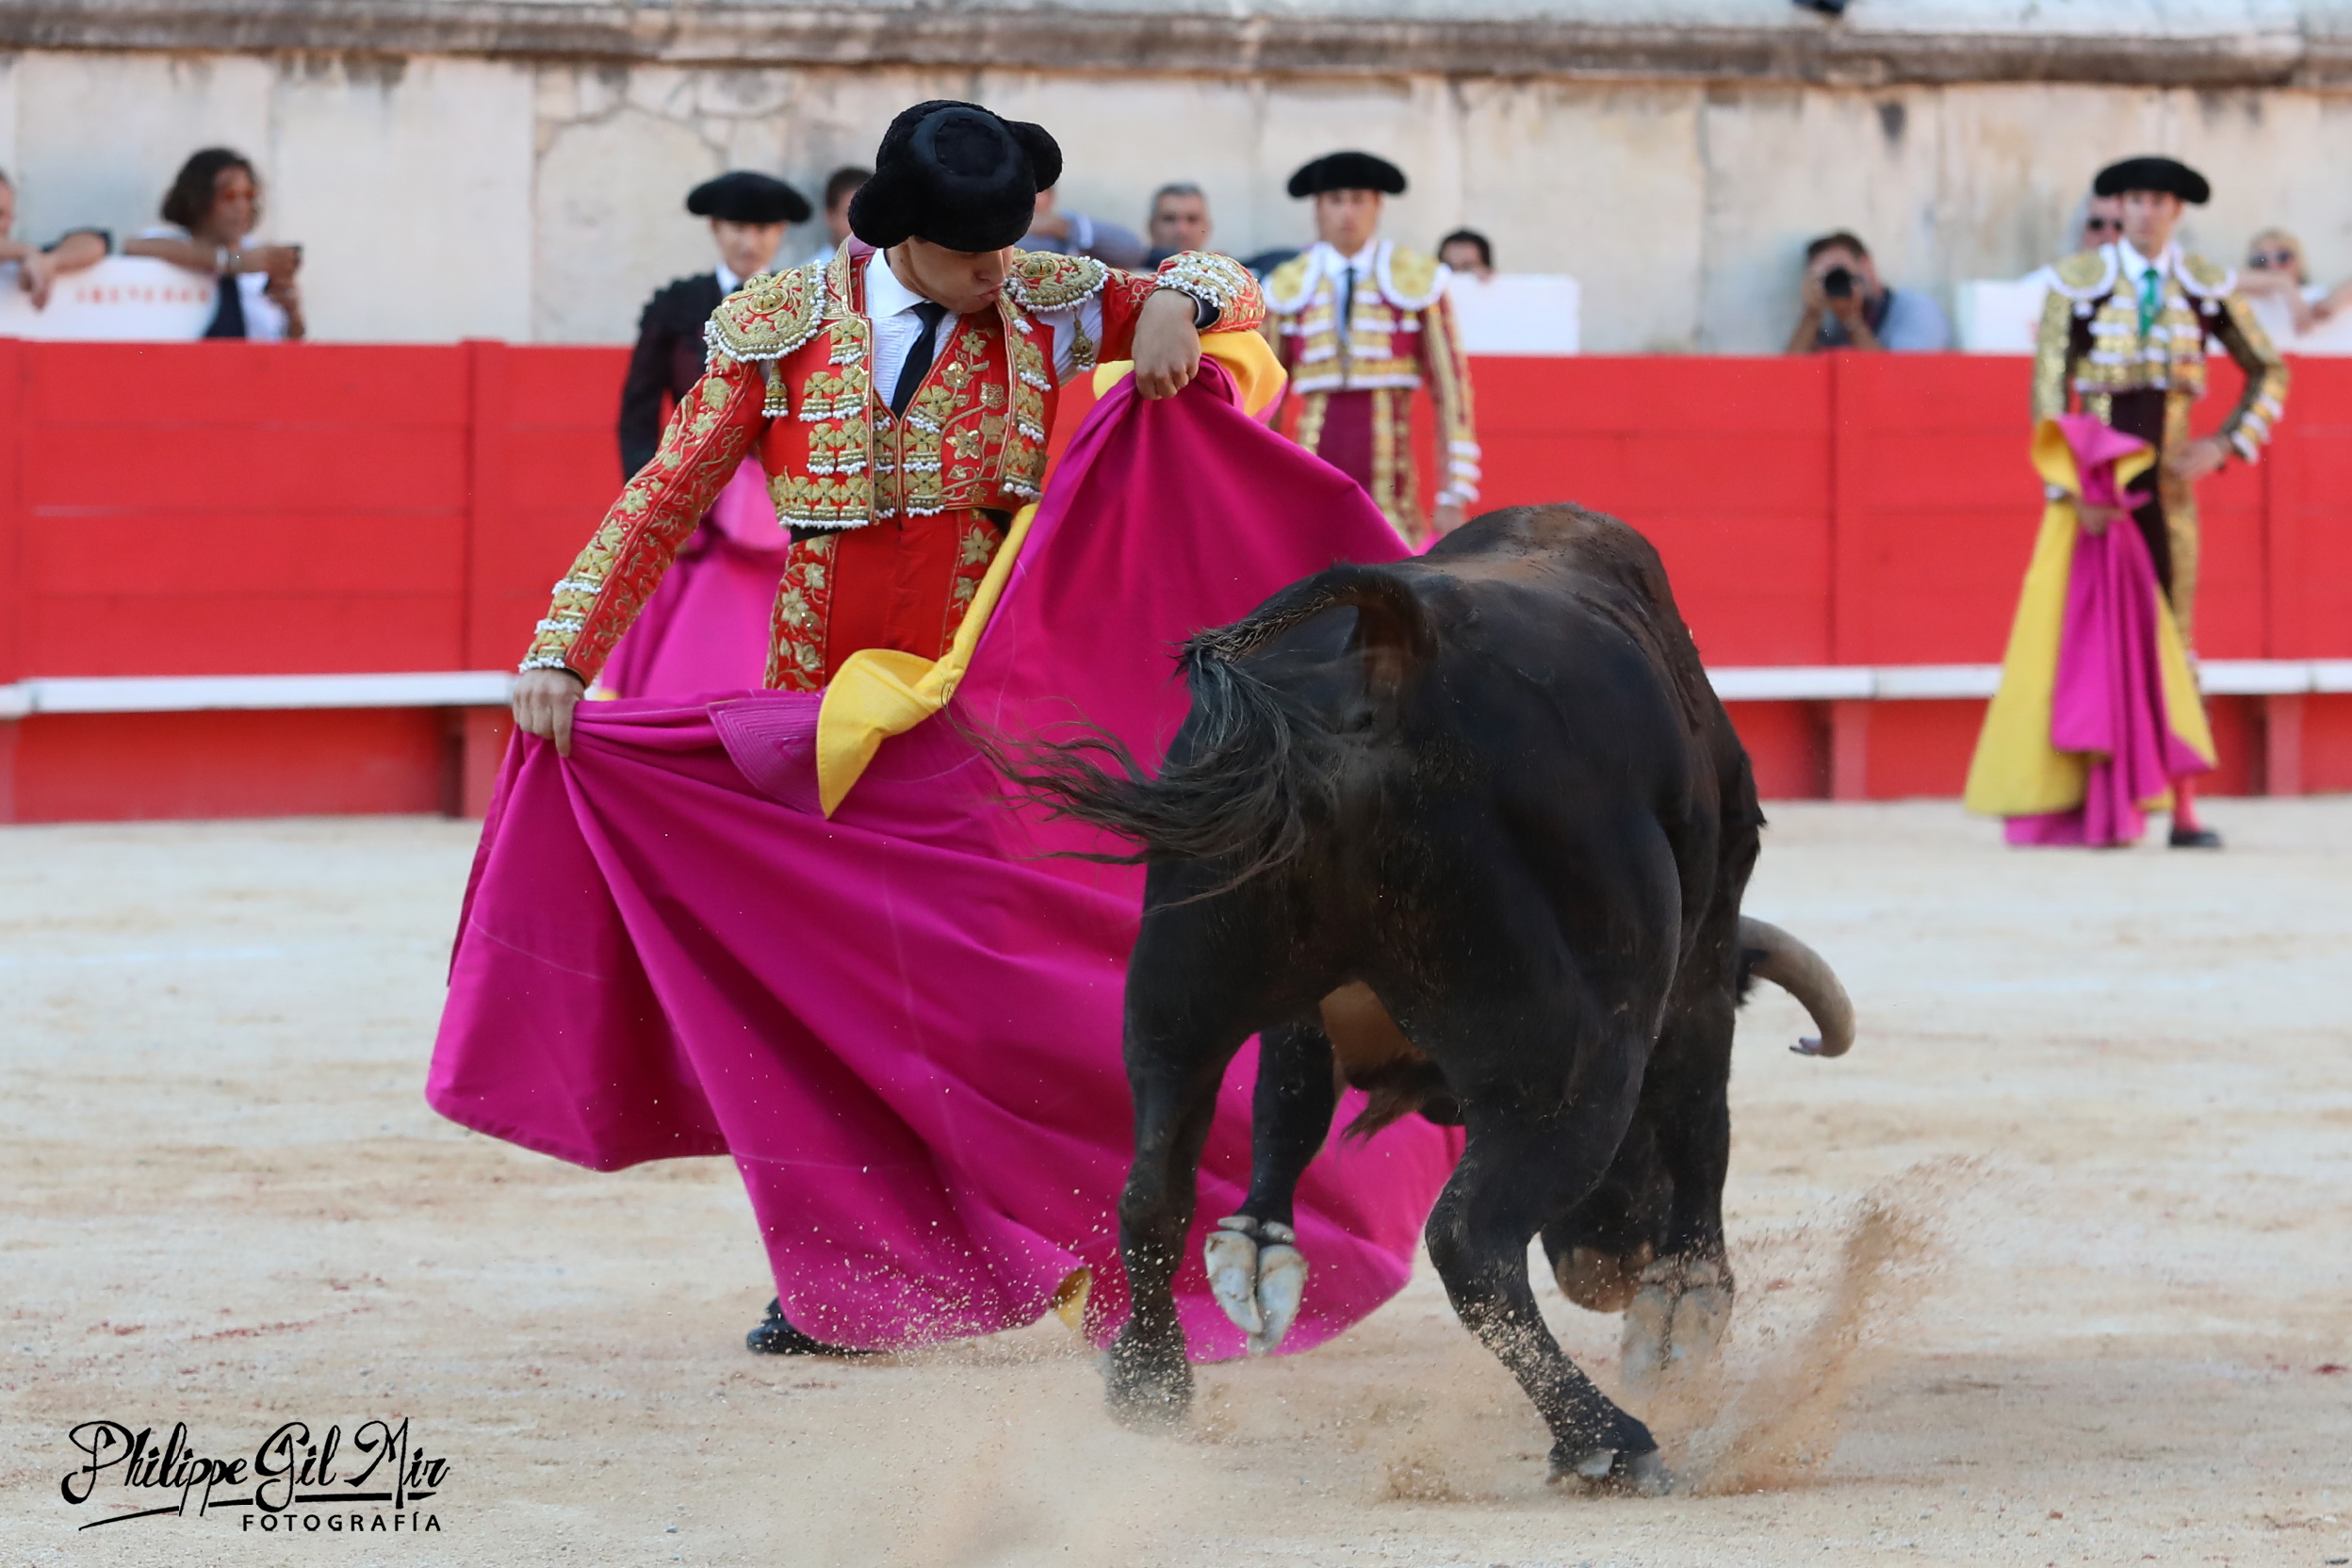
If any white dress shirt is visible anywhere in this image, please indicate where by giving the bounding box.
[864,248,1116,395]
[2115,237,2178,290]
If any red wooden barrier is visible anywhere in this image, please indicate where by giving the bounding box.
[0,339,2344,822]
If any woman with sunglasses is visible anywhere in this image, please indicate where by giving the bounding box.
[2236,228,2327,337]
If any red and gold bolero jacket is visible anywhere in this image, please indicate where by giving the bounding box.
[522,242,1263,686]
[1264,239,1480,507]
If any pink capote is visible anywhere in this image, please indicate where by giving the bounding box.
[428,364,1463,1359]
[2005,414,2213,847]
[596,458,792,700]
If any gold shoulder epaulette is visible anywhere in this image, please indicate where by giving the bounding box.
[1262,252,1315,315]
[2048,249,2116,301]
[2178,252,2237,299]
[1005,250,1109,312]
[1378,245,1446,311]
[704,260,826,364]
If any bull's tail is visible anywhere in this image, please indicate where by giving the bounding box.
[997,565,1431,892]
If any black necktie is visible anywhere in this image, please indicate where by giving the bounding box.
[1337,268,1355,365]
[204,270,248,340]
[890,301,950,415]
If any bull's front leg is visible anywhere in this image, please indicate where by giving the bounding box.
[1106,1006,1246,1429]
[1204,1021,1338,1355]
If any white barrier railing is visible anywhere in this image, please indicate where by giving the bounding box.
[3,662,2346,722]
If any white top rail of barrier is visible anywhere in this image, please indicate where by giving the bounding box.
[2,662,2344,721]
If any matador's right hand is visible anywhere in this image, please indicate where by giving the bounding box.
[2076,503,2124,537]
[513,667,587,757]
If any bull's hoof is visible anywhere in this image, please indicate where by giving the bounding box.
[1555,1243,1655,1315]
[1546,1443,1673,1496]
[1621,1254,1733,1396]
[1102,1332,1193,1431]
[1204,1215,1309,1356]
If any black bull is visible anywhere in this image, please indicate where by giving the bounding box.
[1010,504,1854,1491]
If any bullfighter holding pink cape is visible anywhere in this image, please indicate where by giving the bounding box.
[1965,414,2217,846]
[432,99,1457,1362]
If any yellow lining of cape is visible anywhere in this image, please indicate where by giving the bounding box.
[1962,421,2213,818]
[813,330,1285,816]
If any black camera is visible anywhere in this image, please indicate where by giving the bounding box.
[1821,266,1856,300]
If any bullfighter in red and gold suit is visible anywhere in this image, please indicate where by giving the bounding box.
[506,102,1263,1355]
[1264,152,1479,546]
[512,100,1262,738]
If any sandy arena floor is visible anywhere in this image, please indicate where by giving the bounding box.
[3,801,2350,1567]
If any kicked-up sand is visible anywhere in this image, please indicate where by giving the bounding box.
[3,800,2349,1566]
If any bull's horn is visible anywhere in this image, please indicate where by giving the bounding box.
[1738,916,1855,1058]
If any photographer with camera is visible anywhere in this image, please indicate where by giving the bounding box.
[1786,230,1948,353]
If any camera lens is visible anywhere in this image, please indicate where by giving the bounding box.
[1822,266,1855,299]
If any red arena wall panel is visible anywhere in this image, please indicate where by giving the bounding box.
[11,709,455,822]
[1,340,2346,821]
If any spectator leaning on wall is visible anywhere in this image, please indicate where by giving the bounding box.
[122,148,304,341]
[1023,184,1145,271]
[2235,227,2327,335]
[0,169,108,309]
[1786,231,1949,353]
[621,171,809,481]
[1141,182,1213,269]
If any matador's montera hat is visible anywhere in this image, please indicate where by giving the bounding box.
[849,100,1062,253]
[1287,151,1408,199]
[2092,155,2210,205]
[686,171,812,226]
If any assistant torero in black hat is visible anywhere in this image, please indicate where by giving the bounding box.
[618,172,814,481]
[2014,149,2286,848]
[1262,149,1478,545]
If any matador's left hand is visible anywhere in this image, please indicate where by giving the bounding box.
[1132,289,1202,400]
[2166,434,2231,482]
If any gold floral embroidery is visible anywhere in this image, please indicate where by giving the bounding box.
[705,261,825,365]
[939,513,1006,649]
[1152,250,1265,331]
[766,533,838,692]
[1006,250,1109,312]
[523,364,760,678]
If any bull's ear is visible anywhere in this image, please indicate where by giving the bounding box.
[1337,571,1431,703]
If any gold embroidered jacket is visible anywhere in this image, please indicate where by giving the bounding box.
[1265,240,1480,505]
[2031,244,2288,463]
[521,243,1263,681]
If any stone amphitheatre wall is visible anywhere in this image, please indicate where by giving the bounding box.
[4,1,2350,349]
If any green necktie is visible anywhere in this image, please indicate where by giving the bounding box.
[2137,267,2163,337]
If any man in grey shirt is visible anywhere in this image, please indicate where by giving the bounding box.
[1021,183,1145,270]
[1786,230,1951,352]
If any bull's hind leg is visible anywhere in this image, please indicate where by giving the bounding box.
[1427,1075,1666,1493]
[1204,1021,1338,1354]
[1542,1119,1666,1314]
[1622,988,1739,1395]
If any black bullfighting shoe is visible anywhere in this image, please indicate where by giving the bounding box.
[2168,824,2224,849]
[745,1298,872,1357]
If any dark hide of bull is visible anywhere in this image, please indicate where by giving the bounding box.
[1007,505,1810,1490]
